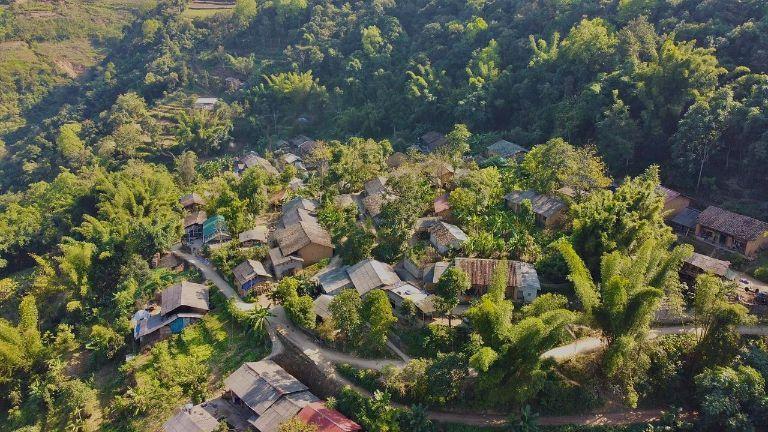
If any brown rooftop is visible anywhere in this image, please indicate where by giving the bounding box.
[698,206,768,241]
[161,281,209,316]
[274,221,334,256]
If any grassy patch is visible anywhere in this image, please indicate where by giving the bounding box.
[101,290,270,431]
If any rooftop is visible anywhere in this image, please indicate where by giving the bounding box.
[232,260,272,286]
[347,259,401,296]
[163,405,219,432]
[224,360,310,416]
[239,226,269,244]
[180,193,206,208]
[428,221,468,247]
[313,294,334,320]
[317,266,353,294]
[241,153,279,176]
[487,140,527,157]
[434,193,451,214]
[184,210,208,228]
[671,207,701,230]
[297,402,362,432]
[685,252,733,278]
[698,206,768,241]
[421,131,447,151]
[505,190,566,218]
[161,281,209,315]
[274,220,334,256]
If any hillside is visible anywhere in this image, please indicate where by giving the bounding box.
[0,0,155,133]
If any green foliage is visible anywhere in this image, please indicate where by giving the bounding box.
[176,108,233,155]
[520,138,611,196]
[694,365,767,431]
[555,237,692,406]
[569,166,674,271]
[692,275,754,369]
[360,289,396,354]
[285,295,316,329]
[435,267,470,326]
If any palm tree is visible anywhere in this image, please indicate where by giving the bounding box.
[245,305,274,341]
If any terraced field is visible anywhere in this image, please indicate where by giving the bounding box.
[184,0,235,18]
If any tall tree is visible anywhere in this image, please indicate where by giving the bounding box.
[555,237,692,406]
[435,267,470,327]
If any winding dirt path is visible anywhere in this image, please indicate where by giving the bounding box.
[174,249,723,427]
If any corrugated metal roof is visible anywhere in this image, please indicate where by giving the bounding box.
[274,221,333,256]
[250,391,319,432]
[505,190,566,218]
[163,406,219,432]
[162,281,209,315]
[313,295,334,320]
[224,361,309,416]
[317,266,353,294]
[347,259,401,296]
[297,402,362,432]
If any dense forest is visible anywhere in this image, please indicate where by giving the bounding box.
[1,0,768,431]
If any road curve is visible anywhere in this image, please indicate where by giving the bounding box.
[543,324,768,361]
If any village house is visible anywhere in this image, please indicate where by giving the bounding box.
[346,259,401,296]
[486,140,527,160]
[288,177,305,191]
[296,402,362,432]
[680,252,736,284]
[163,404,219,432]
[505,190,567,228]
[360,194,389,221]
[428,221,468,255]
[202,215,232,245]
[312,294,334,322]
[433,193,452,220]
[239,226,269,247]
[386,152,407,169]
[385,281,437,320]
[657,186,692,219]
[180,193,206,211]
[235,153,280,176]
[317,266,354,295]
[224,360,320,432]
[152,252,186,272]
[273,220,333,265]
[420,131,447,152]
[695,206,768,258]
[422,261,451,289]
[452,258,541,302]
[670,207,701,236]
[433,162,455,186]
[133,281,210,346]
[184,210,207,243]
[232,259,273,296]
[194,97,218,110]
[364,176,388,197]
[279,197,319,228]
[268,247,305,279]
[334,194,358,210]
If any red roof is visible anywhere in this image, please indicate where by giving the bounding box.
[296,402,361,432]
[434,193,451,214]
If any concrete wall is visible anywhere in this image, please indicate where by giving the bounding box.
[270,332,346,398]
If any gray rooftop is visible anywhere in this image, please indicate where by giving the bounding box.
[347,259,401,296]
